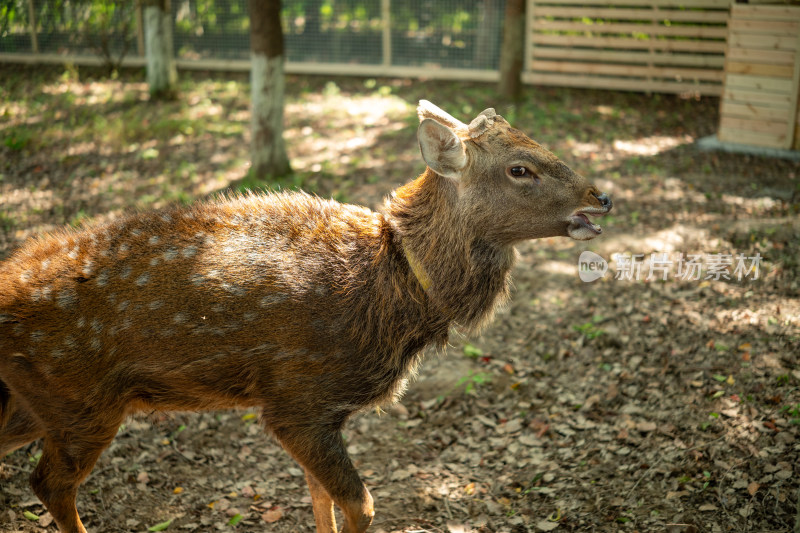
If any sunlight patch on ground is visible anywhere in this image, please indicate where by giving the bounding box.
[285,94,411,175]
[721,194,780,212]
[613,135,694,157]
[568,135,694,162]
[661,177,708,203]
[537,260,579,277]
[41,79,148,105]
[595,223,716,256]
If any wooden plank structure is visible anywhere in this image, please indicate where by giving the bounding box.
[718,4,800,150]
[522,0,731,95]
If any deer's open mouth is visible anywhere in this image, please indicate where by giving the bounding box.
[567,210,604,240]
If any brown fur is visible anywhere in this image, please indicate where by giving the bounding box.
[0,102,610,533]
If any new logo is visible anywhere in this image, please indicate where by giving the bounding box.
[578,251,608,282]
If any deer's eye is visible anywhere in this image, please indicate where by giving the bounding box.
[509,166,528,177]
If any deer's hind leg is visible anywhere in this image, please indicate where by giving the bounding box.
[28,409,124,533]
[0,403,44,457]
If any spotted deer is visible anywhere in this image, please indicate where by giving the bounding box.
[0,101,611,533]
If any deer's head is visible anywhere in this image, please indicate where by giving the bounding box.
[417,100,612,243]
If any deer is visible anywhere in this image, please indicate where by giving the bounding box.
[0,100,611,533]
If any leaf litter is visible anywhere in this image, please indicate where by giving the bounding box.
[0,66,798,532]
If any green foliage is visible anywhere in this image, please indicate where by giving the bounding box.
[573,321,605,340]
[0,212,16,233]
[148,519,172,532]
[3,127,32,151]
[462,343,483,358]
[454,371,491,395]
[780,404,800,425]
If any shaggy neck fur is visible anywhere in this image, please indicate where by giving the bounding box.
[385,168,516,333]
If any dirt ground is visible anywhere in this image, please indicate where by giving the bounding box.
[1,66,799,533]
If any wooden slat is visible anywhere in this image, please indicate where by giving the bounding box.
[728,33,799,52]
[725,74,794,94]
[533,20,729,38]
[727,47,795,65]
[533,6,729,23]
[718,127,787,147]
[720,116,789,136]
[726,61,794,78]
[535,0,730,8]
[532,34,727,53]
[728,19,800,36]
[531,60,723,81]
[786,29,800,150]
[532,46,725,67]
[521,71,722,95]
[723,88,794,107]
[523,0,732,97]
[721,102,791,122]
[731,5,800,22]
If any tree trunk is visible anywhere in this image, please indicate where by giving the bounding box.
[143,0,177,99]
[249,0,291,178]
[498,0,525,101]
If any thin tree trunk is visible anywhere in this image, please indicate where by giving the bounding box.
[249,0,291,178]
[143,0,177,99]
[498,0,525,100]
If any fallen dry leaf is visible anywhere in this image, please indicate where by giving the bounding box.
[261,507,283,523]
[39,513,53,528]
[536,519,560,531]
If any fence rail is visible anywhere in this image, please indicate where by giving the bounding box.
[0,0,734,95]
[522,0,730,95]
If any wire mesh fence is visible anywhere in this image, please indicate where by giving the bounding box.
[1,0,731,93]
[1,0,505,73]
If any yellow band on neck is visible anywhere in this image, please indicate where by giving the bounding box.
[401,241,432,291]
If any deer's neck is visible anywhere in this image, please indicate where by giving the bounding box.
[385,169,516,332]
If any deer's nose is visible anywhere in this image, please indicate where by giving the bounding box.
[594,192,612,211]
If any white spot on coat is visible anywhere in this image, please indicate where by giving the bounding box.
[56,288,78,309]
[259,293,288,307]
[63,335,77,349]
[96,269,110,287]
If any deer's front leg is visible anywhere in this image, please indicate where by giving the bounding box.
[306,470,336,533]
[274,425,374,533]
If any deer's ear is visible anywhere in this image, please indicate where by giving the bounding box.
[418,118,467,179]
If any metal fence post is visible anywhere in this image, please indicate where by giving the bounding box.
[26,0,38,54]
[382,0,391,69]
[525,0,534,76]
[136,1,145,57]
